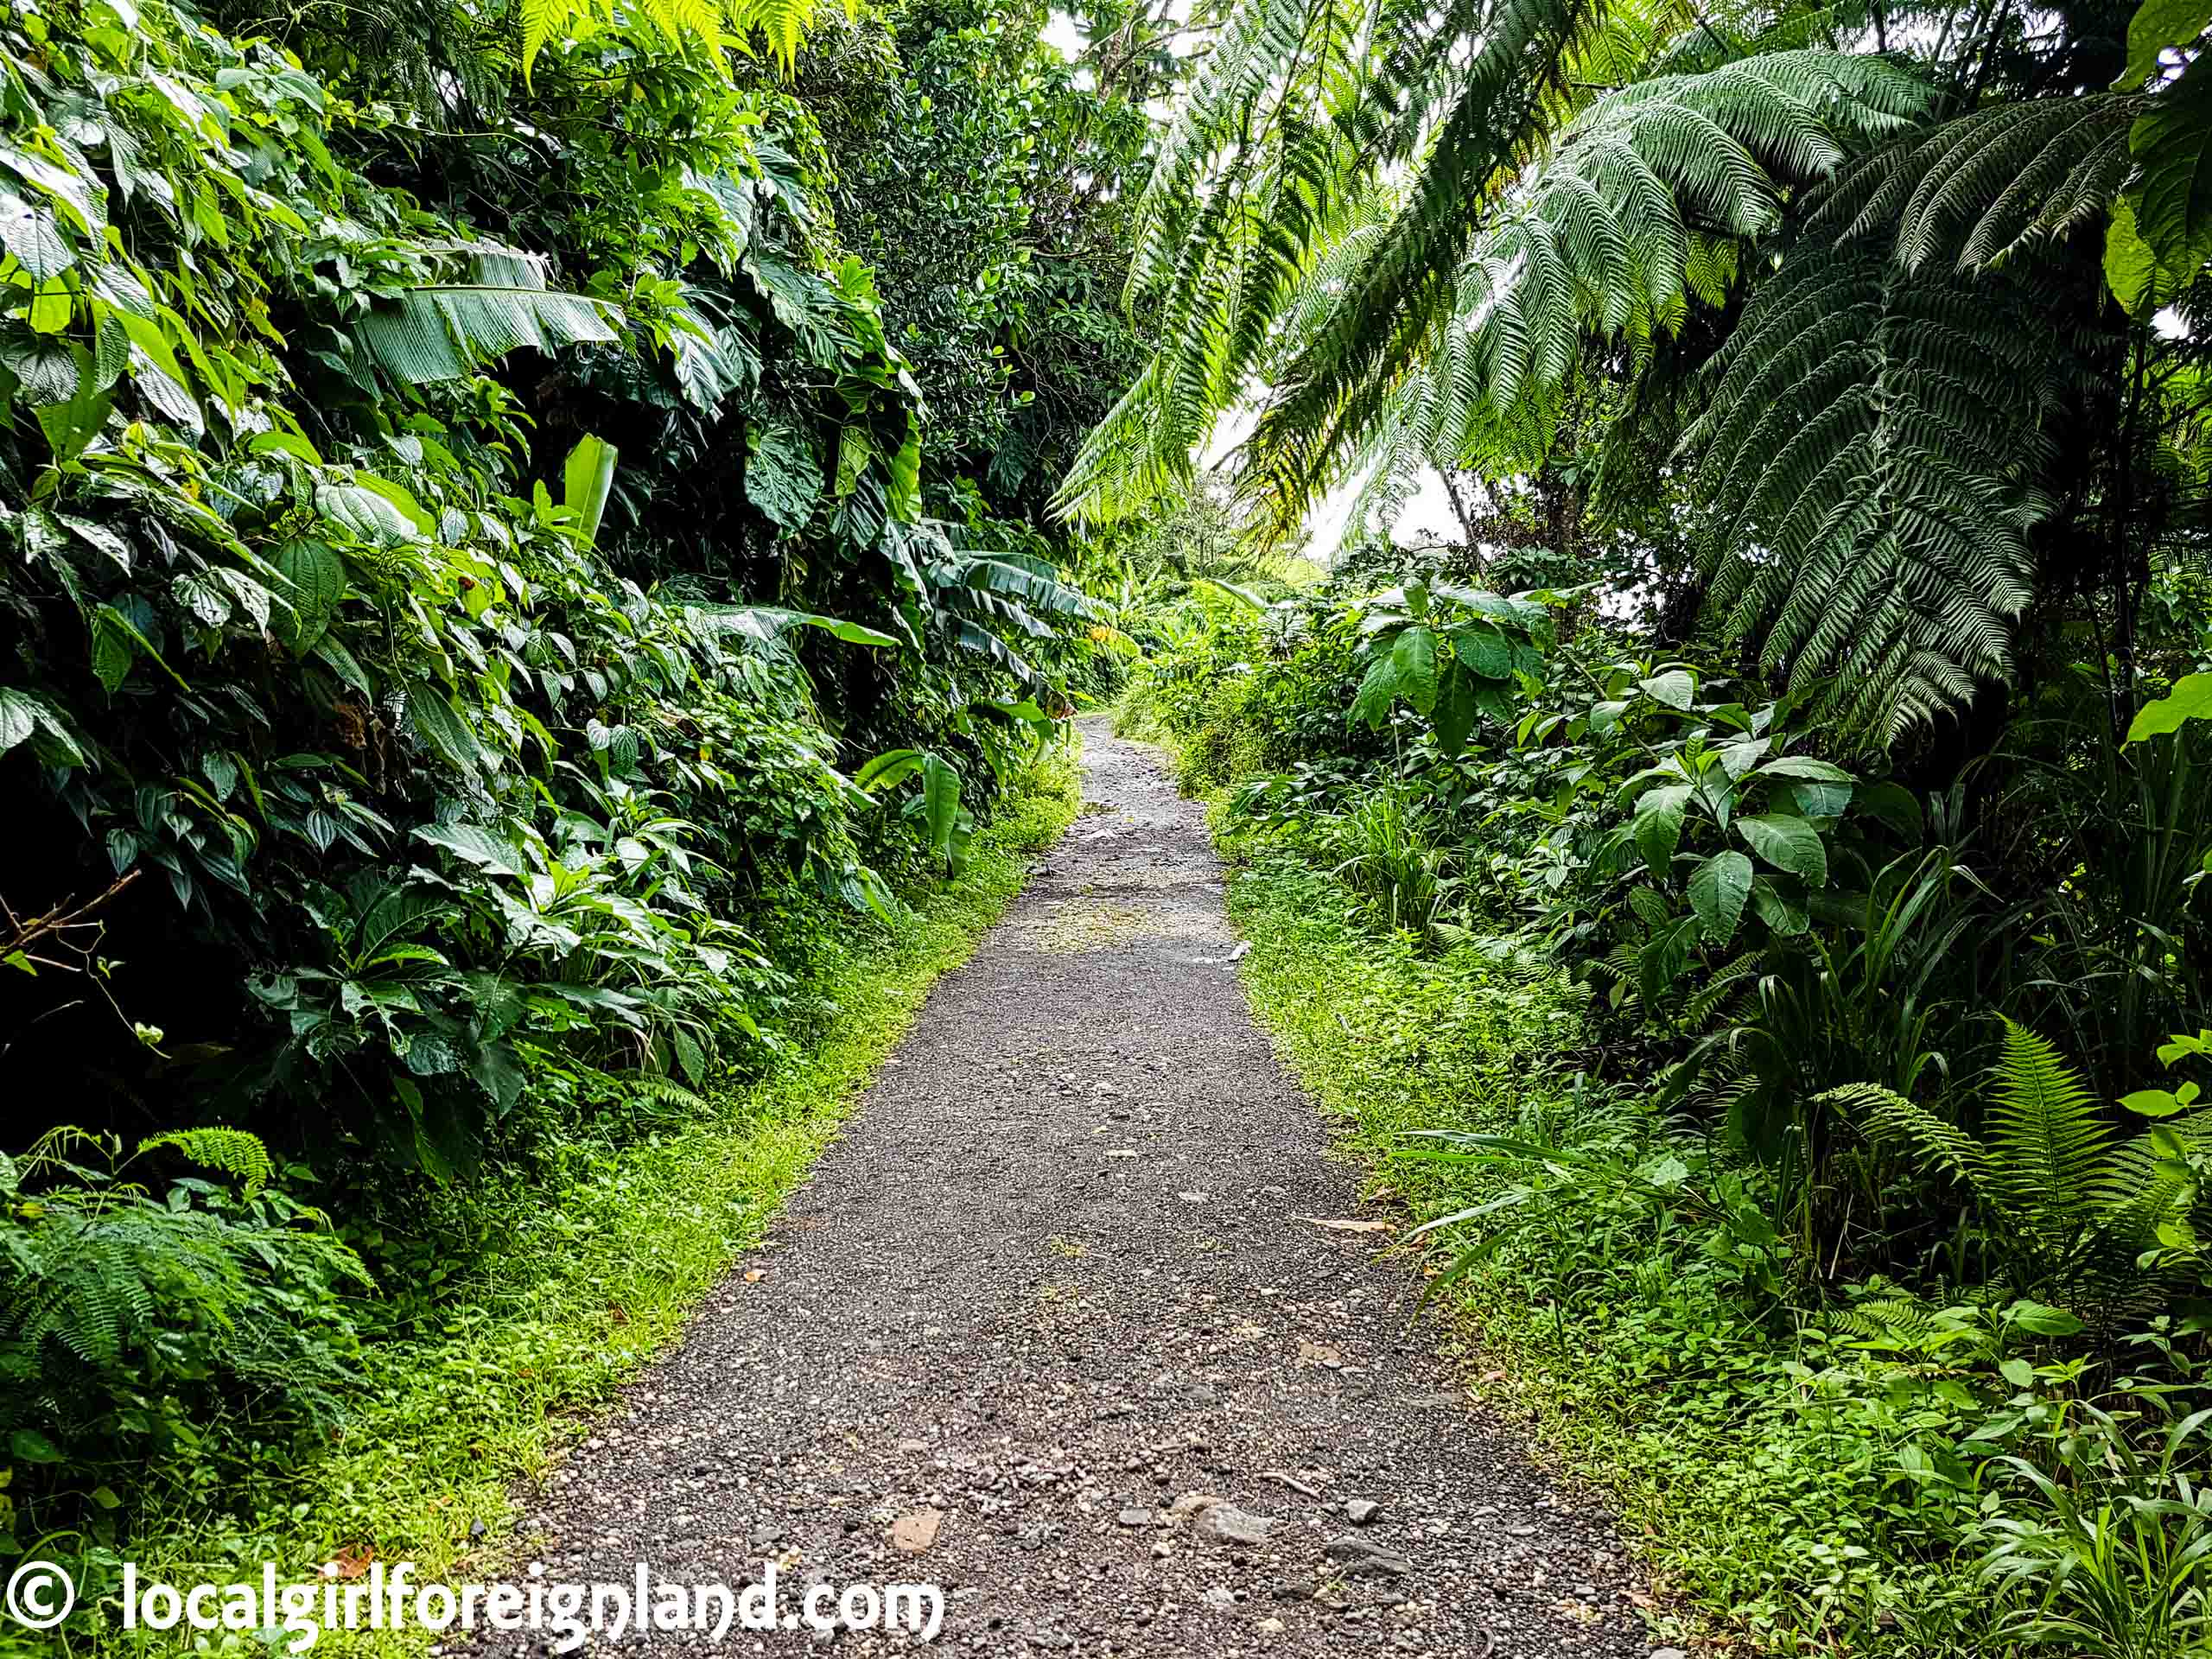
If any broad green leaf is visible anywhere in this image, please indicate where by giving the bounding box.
[2007,1300,2084,1336]
[1783,779,1853,818]
[355,284,619,385]
[92,607,135,692]
[1634,784,1693,875]
[1431,664,1477,757]
[1637,668,1695,709]
[271,538,346,652]
[35,372,111,463]
[0,685,79,764]
[1748,875,1809,936]
[887,420,923,522]
[1391,625,1440,715]
[0,686,41,753]
[2127,671,2212,741]
[317,482,418,545]
[854,747,924,791]
[687,603,898,649]
[1715,738,1769,780]
[1737,813,1828,887]
[249,429,326,466]
[27,277,72,334]
[0,328,79,403]
[10,1427,62,1463]
[1756,755,1855,784]
[1350,655,1399,728]
[919,750,961,861]
[745,417,823,533]
[563,434,618,549]
[414,822,528,877]
[405,683,486,774]
[2121,1081,2200,1116]
[2130,54,2212,276]
[0,188,72,279]
[353,473,435,537]
[1688,850,1753,944]
[2106,194,2175,313]
[1194,577,1268,612]
[1637,917,1694,1007]
[1451,623,1514,680]
[2120,0,2212,86]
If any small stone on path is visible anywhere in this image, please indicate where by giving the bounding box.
[1193,1503,1280,1546]
[890,1508,943,1554]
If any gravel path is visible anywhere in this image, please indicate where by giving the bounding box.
[489,718,1656,1658]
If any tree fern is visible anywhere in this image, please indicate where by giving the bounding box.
[1059,0,1619,524]
[731,0,821,76]
[1687,246,2055,740]
[1812,95,2140,274]
[1061,41,1932,531]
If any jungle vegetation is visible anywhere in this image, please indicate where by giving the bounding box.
[6,0,2212,1650]
[0,0,1165,1629]
[1094,0,2212,1649]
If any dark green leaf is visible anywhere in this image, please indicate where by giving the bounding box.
[1737,813,1828,887]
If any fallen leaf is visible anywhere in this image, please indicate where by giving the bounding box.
[1293,1215,1395,1235]
[744,1269,766,1283]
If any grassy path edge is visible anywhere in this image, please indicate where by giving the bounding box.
[100,747,1081,1656]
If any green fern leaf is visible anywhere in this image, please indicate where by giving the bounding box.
[137,1128,274,1197]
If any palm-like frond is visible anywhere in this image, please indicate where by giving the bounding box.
[355,243,620,385]
[1813,94,2140,273]
[1060,36,1931,531]
[1687,246,2056,739]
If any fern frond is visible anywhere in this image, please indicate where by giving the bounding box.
[1984,1017,2113,1233]
[1812,95,2140,273]
[1824,1081,1992,1196]
[1063,34,1937,534]
[1687,246,2055,740]
[137,1128,274,1197]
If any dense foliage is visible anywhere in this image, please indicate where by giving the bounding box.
[1091,0,2212,1648]
[1120,552,2211,1653]
[0,0,1148,1613]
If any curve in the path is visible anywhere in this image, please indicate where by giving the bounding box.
[487,718,1653,1658]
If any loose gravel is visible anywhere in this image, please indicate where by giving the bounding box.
[483,719,1657,1657]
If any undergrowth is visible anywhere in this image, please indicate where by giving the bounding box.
[1218,841,1980,1651]
[48,748,1079,1659]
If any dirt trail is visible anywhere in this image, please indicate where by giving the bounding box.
[488,718,1656,1657]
